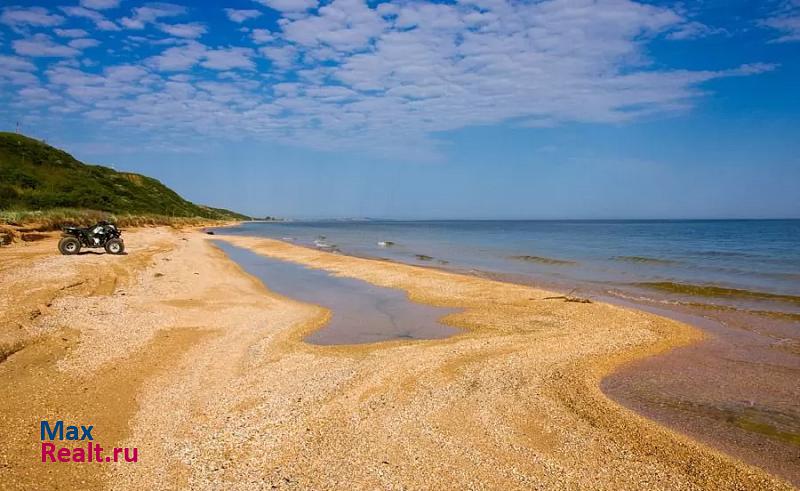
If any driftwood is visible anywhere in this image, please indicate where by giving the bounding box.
[543,289,593,304]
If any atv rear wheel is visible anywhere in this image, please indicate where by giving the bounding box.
[58,237,81,255]
[104,238,124,255]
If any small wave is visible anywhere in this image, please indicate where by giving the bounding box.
[681,302,800,322]
[609,289,800,320]
[510,255,577,266]
[612,255,679,265]
[694,250,759,258]
[634,282,800,305]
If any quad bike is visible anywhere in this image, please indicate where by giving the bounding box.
[58,221,125,255]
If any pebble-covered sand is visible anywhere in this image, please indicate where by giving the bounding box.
[0,229,793,490]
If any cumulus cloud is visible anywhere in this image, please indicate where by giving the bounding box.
[146,41,254,71]
[80,0,121,10]
[224,9,262,23]
[251,28,275,43]
[61,6,120,31]
[4,0,777,157]
[68,38,101,49]
[120,3,186,29]
[0,54,36,72]
[0,6,64,28]
[157,22,207,38]
[259,44,297,69]
[280,0,386,52]
[0,54,39,86]
[147,41,207,71]
[202,47,256,70]
[13,34,79,57]
[254,0,318,14]
[54,28,90,38]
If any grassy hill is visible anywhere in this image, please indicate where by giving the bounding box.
[0,132,249,224]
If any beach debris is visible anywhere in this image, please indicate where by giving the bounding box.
[21,233,48,242]
[0,226,16,245]
[377,241,395,247]
[206,230,215,235]
[543,289,593,303]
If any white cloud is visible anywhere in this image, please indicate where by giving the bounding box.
[69,38,101,49]
[45,64,153,106]
[0,54,36,72]
[254,0,318,14]
[0,7,64,28]
[18,86,62,106]
[146,41,254,71]
[120,3,186,29]
[761,1,800,42]
[80,0,121,10]
[157,22,207,38]
[5,0,776,158]
[0,54,40,86]
[202,48,256,70]
[147,41,207,71]
[224,9,262,23]
[666,21,726,40]
[259,44,297,69]
[280,0,386,52]
[55,28,90,38]
[13,34,79,57]
[60,6,120,31]
[251,28,275,43]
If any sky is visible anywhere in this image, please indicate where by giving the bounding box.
[0,0,799,219]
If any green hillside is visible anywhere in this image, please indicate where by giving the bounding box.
[0,132,248,220]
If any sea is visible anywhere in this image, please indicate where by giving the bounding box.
[216,219,800,316]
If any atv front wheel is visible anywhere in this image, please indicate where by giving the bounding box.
[104,238,125,255]
[58,237,81,255]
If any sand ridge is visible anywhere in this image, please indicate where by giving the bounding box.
[0,229,793,489]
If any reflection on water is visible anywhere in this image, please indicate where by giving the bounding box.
[215,241,459,345]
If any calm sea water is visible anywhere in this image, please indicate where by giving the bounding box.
[217,220,800,313]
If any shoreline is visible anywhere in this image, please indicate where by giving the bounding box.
[0,228,794,489]
[217,232,800,486]
[214,234,790,487]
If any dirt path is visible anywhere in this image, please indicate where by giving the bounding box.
[0,230,793,489]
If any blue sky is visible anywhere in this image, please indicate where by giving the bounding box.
[1,0,798,219]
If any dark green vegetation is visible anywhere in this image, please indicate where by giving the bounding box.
[636,281,800,305]
[612,255,679,265]
[0,132,248,222]
[509,255,577,266]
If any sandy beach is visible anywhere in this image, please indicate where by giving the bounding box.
[0,228,793,490]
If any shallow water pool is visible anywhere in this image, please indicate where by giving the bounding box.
[214,241,460,345]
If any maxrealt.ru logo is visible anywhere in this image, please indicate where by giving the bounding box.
[40,421,138,463]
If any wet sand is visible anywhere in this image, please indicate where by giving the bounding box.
[0,229,794,489]
[474,269,800,487]
[602,302,800,486]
